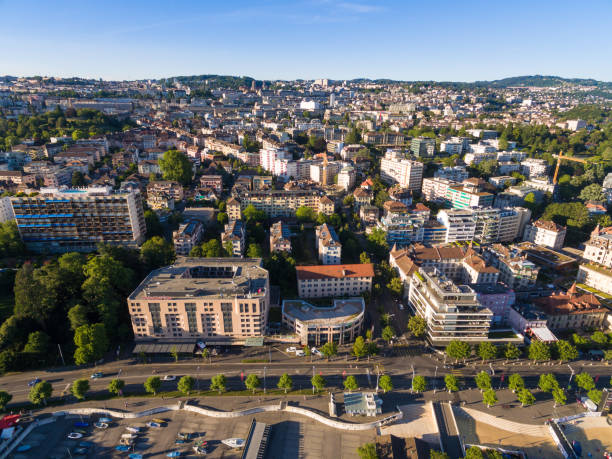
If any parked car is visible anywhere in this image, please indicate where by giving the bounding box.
[163,375,176,381]
[285,346,296,353]
[311,347,323,357]
[28,378,41,387]
[90,372,104,379]
[67,433,83,440]
[295,350,305,357]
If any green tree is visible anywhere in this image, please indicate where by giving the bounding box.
[13,263,54,329]
[477,342,497,362]
[430,451,450,459]
[407,316,427,339]
[67,304,89,331]
[366,227,388,258]
[359,252,371,264]
[74,323,109,365]
[508,373,525,393]
[108,379,125,395]
[320,341,338,360]
[588,389,603,405]
[464,446,485,459]
[345,128,362,145]
[210,374,227,394]
[242,204,266,223]
[245,374,261,394]
[445,340,471,362]
[158,149,192,185]
[379,374,393,393]
[246,243,263,258]
[517,388,535,407]
[604,350,612,362]
[311,374,326,392]
[579,183,605,202]
[170,345,179,362]
[591,331,608,348]
[144,209,163,237]
[387,277,403,298]
[296,206,316,222]
[0,221,25,257]
[528,340,550,362]
[382,325,395,344]
[217,212,228,225]
[29,381,52,405]
[352,336,368,361]
[503,343,521,360]
[412,375,427,393]
[344,375,358,392]
[523,192,537,211]
[140,236,175,270]
[0,391,12,411]
[538,373,559,392]
[576,372,595,391]
[357,442,378,459]
[277,373,293,393]
[23,331,50,354]
[445,374,459,393]
[482,388,498,408]
[475,371,491,392]
[71,379,90,400]
[555,340,578,362]
[177,376,195,395]
[552,387,567,407]
[144,376,161,395]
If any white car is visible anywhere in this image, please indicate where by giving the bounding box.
[295,350,305,357]
[285,347,296,353]
[162,375,176,381]
[311,348,323,357]
[67,432,83,439]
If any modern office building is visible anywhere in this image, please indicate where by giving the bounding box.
[281,298,365,345]
[128,258,270,341]
[11,186,146,253]
[296,263,374,298]
[408,266,493,346]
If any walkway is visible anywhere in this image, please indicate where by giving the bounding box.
[433,402,463,458]
[455,406,550,437]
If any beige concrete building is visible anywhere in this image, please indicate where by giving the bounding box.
[296,264,374,298]
[228,190,334,218]
[282,298,365,346]
[523,219,566,250]
[128,258,270,341]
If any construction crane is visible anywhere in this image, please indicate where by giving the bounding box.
[552,152,589,185]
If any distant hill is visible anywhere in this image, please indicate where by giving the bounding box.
[476,75,609,88]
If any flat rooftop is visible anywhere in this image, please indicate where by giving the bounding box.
[129,258,268,300]
[282,298,364,324]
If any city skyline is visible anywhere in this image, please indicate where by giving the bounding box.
[1,0,612,82]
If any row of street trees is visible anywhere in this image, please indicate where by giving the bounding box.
[443,339,579,363]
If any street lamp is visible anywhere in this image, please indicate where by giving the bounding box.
[312,366,315,394]
[433,366,438,393]
[264,367,267,394]
[196,366,200,391]
[567,364,575,389]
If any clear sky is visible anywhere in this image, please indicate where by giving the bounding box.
[1,0,611,82]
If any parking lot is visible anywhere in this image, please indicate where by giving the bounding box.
[14,409,376,458]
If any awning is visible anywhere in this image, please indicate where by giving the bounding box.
[244,337,265,347]
[132,342,196,354]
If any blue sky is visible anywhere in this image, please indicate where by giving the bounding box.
[1,0,611,82]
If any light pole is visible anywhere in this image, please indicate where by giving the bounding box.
[567,364,575,389]
[489,363,495,376]
[312,366,315,394]
[433,366,438,393]
[196,366,200,391]
[264,366,267,394]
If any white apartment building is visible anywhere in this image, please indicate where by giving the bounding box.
[296,264,374,298]
[463,152,496,165]
[577,264,612,296]
[380,150,424,191]
[521,158,549,178]
[310,161,342,185]
[221,220,246,257]
[434,166,469,183]
[461,254,500,284]
[583,225,612,268]
[440,141,463,155]
[408,267,492,346]
[422,177,459,203]
[0,196,14,223]
[315,223,342,265]
[496,151,526,162]
[341,144,363,161]
[274,158,298,181]
[471,207,530,244]
[260,147,291,172]
[523,219,566,250]
[437,209,476,243]
[337,166,356,191]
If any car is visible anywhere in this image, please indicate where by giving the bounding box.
[27,378,41,387]
[399,303,404,310]
[94,422,108,429]
[285,346,296,353]
[311,347,323,357]
[163,375,176,381]
[295,350,305,357]
[74,447,89,454]
[90,372,103,379]
[67,433,83,439]
[177,432,191,440]
[147,421,162,428]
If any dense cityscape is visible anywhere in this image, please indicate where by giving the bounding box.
[0,72,610,458]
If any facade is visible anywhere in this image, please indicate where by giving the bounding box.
[315,223,342,265]
[472,283,515,326]
[378,201,426,247]
[226,197,242,220]
[147,180,184,202]
[521,158,549,178]
[434,166,469,182]
[229,190,334,218]
[172,219,203,256]
[485,244,540,290]
[408,267,492,346]
[222,220,246,257]
[410,137,435,157]
[296,263,374,298]
[583,225,612,268]
[128,258,270,340]
[199,175,223,193]
[380,150,424,191]
[421,177,459,203]
[269,221,292,253]
[577,264,612,296]
[523,219,566,250]
[445,180,495,209]
[437,209,476,243]
[337,166,356,191]
[0,196,14,223]
[11,186,145,253]
[282,298,364,345]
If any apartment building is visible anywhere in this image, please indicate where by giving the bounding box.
[269,221,291,253]
[227,190,334,218]
[408,267,492,346]
[437,209,476,243]
[445,179,495,209]
[128,258,270,341]
[296,264,374,298]
[485,244,540,290]
[523,219,566,250]
[11,186,145,253]
[434,166,469,183]
[282,298,364,346]
[340,144,362,161]
[410,137,435,157]
[221,220,246,257]
[422,177,459,203]
[172,219,203,256]
[378,201,426,247]
[583,225,612,268]
[147,180,184,202]
[577,263,612,296]
[204,137,245,157]
[315,223,342,265]
[362,131,406,146]
[380,150,424,191]
[0,196,14,223]
[353,188,373,209]
[337,165,356,191]
[199,175,223,193]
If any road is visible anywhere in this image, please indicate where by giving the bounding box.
[3,347,612,406]
[433,402,463,459]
